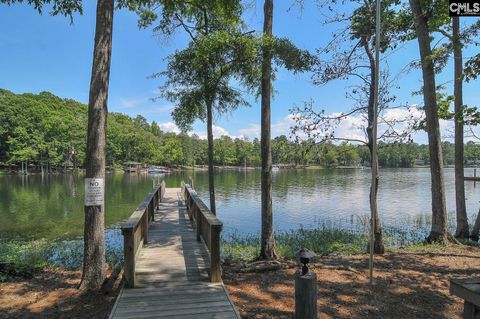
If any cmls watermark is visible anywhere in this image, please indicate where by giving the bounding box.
[449,0,480,16]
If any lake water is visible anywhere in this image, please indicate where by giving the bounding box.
[1,168,479,241]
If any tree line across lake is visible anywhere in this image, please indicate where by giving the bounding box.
[2,88,479,171]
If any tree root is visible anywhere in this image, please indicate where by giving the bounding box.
[227,259,297,273]
[225,260,361,275]
[311,263,361,274]
[101,263,122,294]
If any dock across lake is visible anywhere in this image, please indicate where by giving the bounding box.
[109,184,241,319]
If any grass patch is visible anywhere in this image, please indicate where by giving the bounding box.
[222,226,366,263]
[0,237,124,279]
[397,242,447,252]
[0,240,51,276]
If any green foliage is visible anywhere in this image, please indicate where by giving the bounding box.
[378,142,420,167]
[350,0,406,52]
[0,0,83,19]
[145,1,315,132]
[0,240,51,276]
[0,237,124,278]
[393,0,450,42]
[2,89,476,169]
[0,91,87,166]
[465,53,480,82]
[0,91,168,167]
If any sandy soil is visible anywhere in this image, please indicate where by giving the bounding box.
[224,245,480,319]
[0,269,121,319]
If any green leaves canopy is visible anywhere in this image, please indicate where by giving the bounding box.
[159,31,316,132]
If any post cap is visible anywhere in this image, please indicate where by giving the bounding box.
[295,248,316,260]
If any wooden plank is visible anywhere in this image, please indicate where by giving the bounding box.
[451,279,480,307]
[112,305,237,319]
[113,312,238,319]
[114,301,232,314]
[463,301,477,319]
[116,296,229,308]
[121,286,225,297]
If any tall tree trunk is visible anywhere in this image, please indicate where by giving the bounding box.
[80,0,114,290]
[260,0,276,260]
[362,38,384,254]
[471,208,480,241]
[452,17,469,238]
[207,100,216,215]
[409,0,449,243]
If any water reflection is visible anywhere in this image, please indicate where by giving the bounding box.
[0,172,153,240]
[0,167,478,241]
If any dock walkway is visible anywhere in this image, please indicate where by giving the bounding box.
[109,187,240,319]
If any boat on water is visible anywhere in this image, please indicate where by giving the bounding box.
[147,166,170,174]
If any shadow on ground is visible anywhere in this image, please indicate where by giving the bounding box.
[224,245,480,319]
[0,268,121,319]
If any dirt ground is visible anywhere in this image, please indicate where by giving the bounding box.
[0,269,121,319]
[1,245,478,319]
[224,245,480,319]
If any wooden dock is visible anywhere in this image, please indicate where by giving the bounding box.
[109,185,241,319]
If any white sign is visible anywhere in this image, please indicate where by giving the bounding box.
[84,178,104,206]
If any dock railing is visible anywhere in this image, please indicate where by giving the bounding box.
[121,180,166,288]
[182,182,223,282]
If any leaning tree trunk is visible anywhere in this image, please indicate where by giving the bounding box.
[452,17,469,238]
[206,100,216,215]
[362,37,384,254]
[80,0,114,290]
[260,0,277,260]
[409,0,449,243]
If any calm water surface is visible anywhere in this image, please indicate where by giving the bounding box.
[1,168,479,241]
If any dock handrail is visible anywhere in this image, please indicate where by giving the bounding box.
[121,180,166,288]
[182,183,223,282]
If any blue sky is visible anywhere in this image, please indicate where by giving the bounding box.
[0,1,479,143]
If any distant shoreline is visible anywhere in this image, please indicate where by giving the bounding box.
[1,164,477,175]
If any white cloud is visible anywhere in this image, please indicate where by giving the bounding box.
[157,105,480,145]
[285,105,424,142]
[192,125,232,139]
[239,124,261,138]
[272,114,296,135]
[329,112,368,143]
[237,115,297,139]
[158,122,181,134]
[213,125,230,137]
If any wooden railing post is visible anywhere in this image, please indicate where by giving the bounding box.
[210,224,222,282]
[185,188,190,211]
[148,200,155,222]
[161,180,165,201]
[122,228,135,288]
[196,206,201,242]
[143,208,149,244]
[152,191,158,220]
[188,195,194,221]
